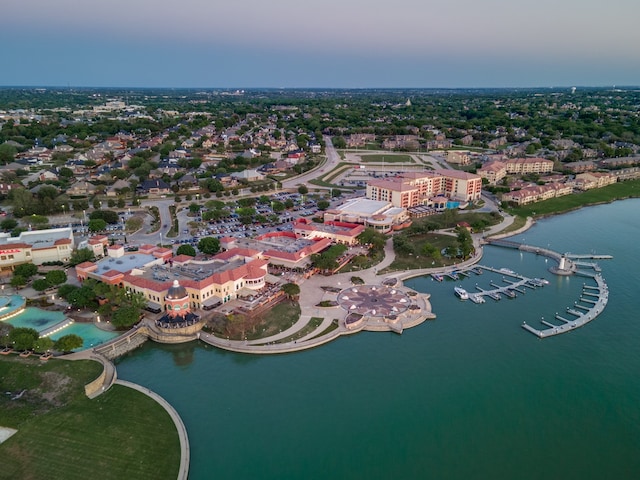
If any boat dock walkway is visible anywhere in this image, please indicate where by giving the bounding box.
[469,266,543,301]
[521,273,609,338]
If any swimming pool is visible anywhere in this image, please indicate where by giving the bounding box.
[4,306,120,350]
[48,322,119,349]
[4,306,64,331]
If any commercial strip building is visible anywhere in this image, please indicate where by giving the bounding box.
[221,231,332,270]
[75,244,269,311]
[74,219,365,312]
[323,198,410,233]
[0,227,74,272]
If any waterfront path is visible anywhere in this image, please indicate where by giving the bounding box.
[62,349,117,399]
[116,379,190,480]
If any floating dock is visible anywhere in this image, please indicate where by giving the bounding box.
[521,273,609,338]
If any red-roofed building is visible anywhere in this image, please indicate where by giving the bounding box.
[75,246,269,311]
[0,227,74,271]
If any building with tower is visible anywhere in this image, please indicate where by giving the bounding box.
[156,280,200,328]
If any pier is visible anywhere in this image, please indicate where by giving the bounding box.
[469,266,543,302]
[486,240,612,277]
[521,273,609,338]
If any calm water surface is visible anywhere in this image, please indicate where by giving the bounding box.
[117,200,640,480]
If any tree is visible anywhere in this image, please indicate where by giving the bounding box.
[111,306,141,329]
[0,143,17,164]
[298,185,309,195]
[58,167,74,179]
[33,336,54,353]
[176,244,196,257]
[188,203,201,214]
[45,269,67,285]
[281,283,300,299]
[90,210,119,224]
[9,327,39,351]
[32,278,51,291]
[422,243,441,259]
[357,227,386,251]
[332,136,346,149]
[88,218,107,232]
[54,334,84,353]
[456,226,474,259]
[317,199,330,211]
[60,284,99,309]
[10,275,26,288]
[271,200,285,213]
[69,248,95,266]
[198,237,220,255]
[14,263,38,279]
[0,218,18,231]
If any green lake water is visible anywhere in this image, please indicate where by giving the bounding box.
[116,199,640,479]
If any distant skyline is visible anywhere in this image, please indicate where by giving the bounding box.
[1,0,639,89]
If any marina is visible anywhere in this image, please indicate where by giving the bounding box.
[453,240,611,339]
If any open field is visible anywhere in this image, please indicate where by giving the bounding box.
[0,356,180,480]
[358,154,415,163]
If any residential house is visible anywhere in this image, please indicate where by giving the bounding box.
[106,179,131,197]
[138,179,171,196]
[574,172,617,191]
[67,180,97,196]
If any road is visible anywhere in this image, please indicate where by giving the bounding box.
[281,135,342,190]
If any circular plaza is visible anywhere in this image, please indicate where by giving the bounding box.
[337,284,411,317]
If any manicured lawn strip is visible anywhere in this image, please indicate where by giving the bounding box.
[245,301,301,341]
[309,320,340,339]
[322,163,358,182]
[273,316,324,344]
[358,154,414,163]
[507,179,640,218]
[491,215,527,236]
[0,358,180,480]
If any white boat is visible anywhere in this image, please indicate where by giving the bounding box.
[454,286,469,300]
[469,294,485,304]
[534,277,550,285]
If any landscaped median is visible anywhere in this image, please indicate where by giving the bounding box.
[0,355,181,480]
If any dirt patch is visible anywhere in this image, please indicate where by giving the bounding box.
[37,371,73,407]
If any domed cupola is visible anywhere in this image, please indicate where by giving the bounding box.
[166,280,188,300]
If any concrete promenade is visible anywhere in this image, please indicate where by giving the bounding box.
[115,380,190,480]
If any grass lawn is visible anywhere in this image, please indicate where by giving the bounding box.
[208,301,301,341]
[273,317,325,344]
[381,233,460,273]
[358,154,414,163]
[0,356,180,480]
[492,215,527,236]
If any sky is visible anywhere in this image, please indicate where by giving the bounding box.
[1,0,639,89]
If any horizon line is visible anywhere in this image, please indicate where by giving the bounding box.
[0,84,639,91]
